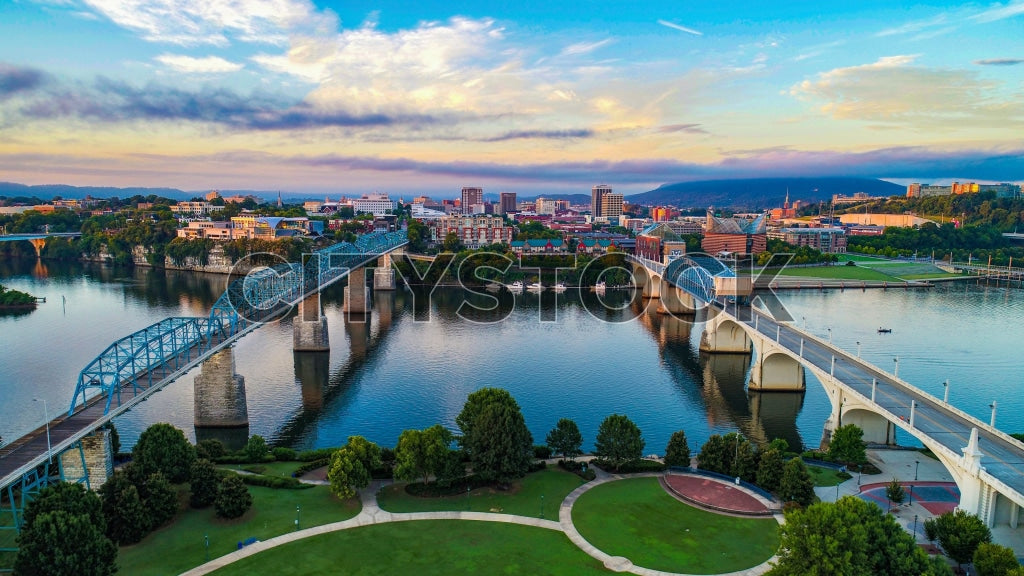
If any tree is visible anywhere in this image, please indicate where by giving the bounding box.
[195,438,226,460]
[144,472,179,528]
[973,543,1020,576]
[214,474,252,519]
[457,388,534,485]
[696,434,730,474]
[102,422,121,455]
[732,439,758,483]
[435,450,467,488]
[328,436,382,499]
[244,435,268,462]
[546,418,584,461]
[663,430,691,467]
[927,509,992,568]
[99,470,150,545]
[133,423,196,483]
[829,424,867,465]
[778,458,815,507]
[768,496,936,576]
[443,231,462,252]
[189,458,219,508]
[755,448,785,492]
[14,482,117,576]
[394,425,453,485]
[594,414,644,470]
[886,478,906,508]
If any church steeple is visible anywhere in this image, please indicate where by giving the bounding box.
[784,189,790,210]
[277,191,283,208]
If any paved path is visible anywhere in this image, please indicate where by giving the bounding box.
[182,473,780,576]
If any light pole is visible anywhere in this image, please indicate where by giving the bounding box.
[914,460,919,481]
[908,484,914,505]
[295,505,300,531]
[990,401,997,427]
[836,482,840,502]
[802,316,806,329]
[913,514,918,539]
[943,379,949,403]
[540,494,545,519]
[856,341,861,358]
[204,534,209,562]
[893,357,899,378]
[827,327,832,344]
[32,398,51,463]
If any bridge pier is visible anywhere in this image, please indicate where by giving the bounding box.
[657,285,696,315]
[28,238,46,258]
[193,347,250,429]
[699,310,752,354]
[293,292,330,352]
[749,349,805,392]
[58,429,112,489]
[374,252,397,291]
[343,267,370,317]
[642,274,662,299]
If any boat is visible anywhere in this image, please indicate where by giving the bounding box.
[594,281,606,292]
[878,327,893,333]
[553,282,567,292]
[527,282,544,291]
[507,281,524,292]
[485,283,502,292]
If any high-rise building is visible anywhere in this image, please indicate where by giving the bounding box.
[461,187,484,213]
[592,184,612,215]
[601,193,623,219]
[499,192,517,215]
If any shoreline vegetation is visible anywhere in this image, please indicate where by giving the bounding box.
[0,284,37,311]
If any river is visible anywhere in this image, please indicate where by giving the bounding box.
[1,258,1022,455]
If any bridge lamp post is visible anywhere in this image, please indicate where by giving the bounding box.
[990,402,997,427]
[827,327,832,344]
[943,380,949,403]
[32,398,52,463]
[856,341,861,358]
[914,460,919,481]
[893,357,899,378]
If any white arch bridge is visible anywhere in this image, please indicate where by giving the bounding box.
[628,253,1024,530]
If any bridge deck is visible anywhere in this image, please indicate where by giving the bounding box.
[744,306,1024,504]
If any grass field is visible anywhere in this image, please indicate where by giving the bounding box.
[118,485,360,576]
[806,465,850,487]
[210,520,609,575]
[771,266,897,281]
[377,466,584,518]
[220,461,304,478]
[571,478,779,574]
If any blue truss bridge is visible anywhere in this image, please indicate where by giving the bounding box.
[0,231,407,544]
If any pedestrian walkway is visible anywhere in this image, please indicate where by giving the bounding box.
[180,471,781,576]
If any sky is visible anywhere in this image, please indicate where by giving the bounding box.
[0,0,1022,197]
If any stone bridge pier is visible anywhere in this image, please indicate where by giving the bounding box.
[28,238,46,258]
[374,250,401,291]
[293,291,330,352]
[343,267,370,318]
[193,347,250,451]
[699,311,805,391]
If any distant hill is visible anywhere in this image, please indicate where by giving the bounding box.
[631,177,905,209]
[0,182,191,201]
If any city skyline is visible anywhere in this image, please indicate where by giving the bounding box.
[1,0,1023,195]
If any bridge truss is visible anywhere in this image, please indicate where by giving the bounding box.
[662,253,737,303]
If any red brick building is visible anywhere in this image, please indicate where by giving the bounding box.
[701,212,767,256]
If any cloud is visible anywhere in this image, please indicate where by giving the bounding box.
[0,63,48,100]
[789,55,1023,128]
[480,129,593,142]
[876,14,951,37]
[656,123,708,135]
[560,39,614,57]
[6,75,434,131]
[972,0,1024,23]
[78,0,330,46]
[155,54,244,73]
[657,19,702,36]
[974,58,1024,66]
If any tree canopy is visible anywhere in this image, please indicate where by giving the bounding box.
[328,436,382,499]
[925,509,992,567]
[778,458,815,507]
[457,388,534,485]
[663,430,691,467]
[14,482,117,576]
[829,424,867,465]
[394,425,453,485]
[594,414,644,470]
[546,418,583,461]
[132,423,196,483]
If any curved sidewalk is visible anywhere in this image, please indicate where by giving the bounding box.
[183,473,781,576]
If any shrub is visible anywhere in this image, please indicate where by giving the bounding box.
[238,474,313,490]
[189,459,219,508]
[533,445,553,459]
[591,458,665,473]
[272,447,297,461]
[245,435,268,462]
[297,448,337,462]
[195,439,226,460]
[215,474,253,519]
[293,458,329,477]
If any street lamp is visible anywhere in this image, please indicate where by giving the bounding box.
[204,534,209,562]
[32,398,51,463]
[943,379,949,403]
[914,460,919,481]
[827,327,832,343]
[913,515,918,539]
[856,341,861,358]
[893,357,899,378]
[908,484,914,505]
[990,402,997,427]
[295,505,300,531]
[802,316,806,329]
[540,494,545,519]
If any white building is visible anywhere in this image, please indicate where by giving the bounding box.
[352,193,395,217]
[411,203,447,220]
[171,201,214,217]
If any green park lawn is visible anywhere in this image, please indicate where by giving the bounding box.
[220,461,305,478]
[806,465,850,487]
[377,466,584,518]
[117,485,359,576]
[571,478,779,574]
[210,520,608,576]
[771,265,897,281]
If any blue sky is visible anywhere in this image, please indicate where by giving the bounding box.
[0,0,1022,196]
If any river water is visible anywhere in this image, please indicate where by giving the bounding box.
[1,258,1022,455]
